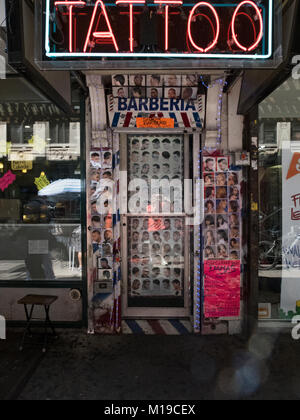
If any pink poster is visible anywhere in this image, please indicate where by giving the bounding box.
[0,170,16,192]
[204,260,241,318]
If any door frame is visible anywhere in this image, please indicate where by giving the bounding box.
[119,129,192,319]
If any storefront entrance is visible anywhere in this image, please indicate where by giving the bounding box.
[120,133,191,318]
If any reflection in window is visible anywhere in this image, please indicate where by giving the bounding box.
[258,76,300,321]
[0,108,82,281]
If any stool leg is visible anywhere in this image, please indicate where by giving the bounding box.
[42,305,49,353]
[42,305,57,353]
[46,305,57,337]
[19,304,34,351]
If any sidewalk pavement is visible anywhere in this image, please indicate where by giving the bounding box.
[1,329,300,400]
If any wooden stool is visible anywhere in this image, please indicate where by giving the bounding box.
[18,294,58,353]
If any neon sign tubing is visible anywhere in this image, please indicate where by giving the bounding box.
[116,0,146,52]
[231,0,263,52]
[45,0,273,59]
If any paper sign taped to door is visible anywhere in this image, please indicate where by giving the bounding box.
[204,260,241,318]
[136,118,174,129]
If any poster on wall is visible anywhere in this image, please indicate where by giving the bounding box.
[280,139,300,318]
[203,157,241,262]
[127,134,185,299]
[88,127,122,334]
[202,156,242,320]
[128,217,185,298]
[111,74,199,100]
[204,260,241,318]
[108,74,205,129]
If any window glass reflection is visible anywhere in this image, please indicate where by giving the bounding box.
[0,114,82,281]
[258,76,300,321]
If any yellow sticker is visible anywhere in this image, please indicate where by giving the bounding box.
[34,173,50,191]
[251,202,258,211]
[11,161,33,171]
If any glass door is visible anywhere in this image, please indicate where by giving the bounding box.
[121,134,190,318]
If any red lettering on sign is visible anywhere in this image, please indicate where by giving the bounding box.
[49,0,267,55]
[83,0,119,52]
[154,1,183,51]
[55,1,86,52]
[231,1,263,51]
[116,0,145,52]
[187,2,220,53]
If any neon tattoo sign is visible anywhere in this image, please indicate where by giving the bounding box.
[45,0,273,59]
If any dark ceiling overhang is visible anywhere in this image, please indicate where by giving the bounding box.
[5,0,73,116]
[238,0,300,115]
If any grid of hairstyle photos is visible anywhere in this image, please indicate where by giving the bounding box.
[128,217,184,297]
[203,157,241,261]
[90,149,113,170]
[112,74,199,100]
[89,148,114,266]
[127,135,184,214]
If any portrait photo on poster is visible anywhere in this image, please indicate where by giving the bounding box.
[203,157,216,173]
[147,87,163,99]
[130,86,146,98]
[164,75,181,87]
[129,74,146,87]
[101,151,112,169]
[182,74,198,87]
[90,151,101,169]
[98,269,113,281]
[112,74,128,87]
[181,86,198,101]
[113,86,128,98]
[164,87,181,100]
[97,256,113,270]
[146,75,163,87]
[217,157,229,172]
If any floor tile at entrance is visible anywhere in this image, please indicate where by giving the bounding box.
[122,319,192,335]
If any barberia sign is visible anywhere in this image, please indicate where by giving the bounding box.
[45,0,273,60]
[117,97,198,112]
[108,95,205,128]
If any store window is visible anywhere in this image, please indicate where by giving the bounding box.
[258,76,300,321]
[0,103,83,282]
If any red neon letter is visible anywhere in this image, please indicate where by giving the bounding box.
[154,1,182,52]
[55,1,86,53]
[231,1,263,52]
[84,0,119,52]
[116,1,145,53]
[187,2,220,53]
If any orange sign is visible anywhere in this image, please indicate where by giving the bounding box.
[136,117,174,129]
[286,153,300,180]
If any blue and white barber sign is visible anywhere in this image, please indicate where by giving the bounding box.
[108,95,205,129]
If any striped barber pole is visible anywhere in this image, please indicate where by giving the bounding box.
[122,319,192,335]
[111,112,203,129]
[111,131,122,332]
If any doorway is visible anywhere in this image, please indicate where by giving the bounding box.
[120,133,191,318]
